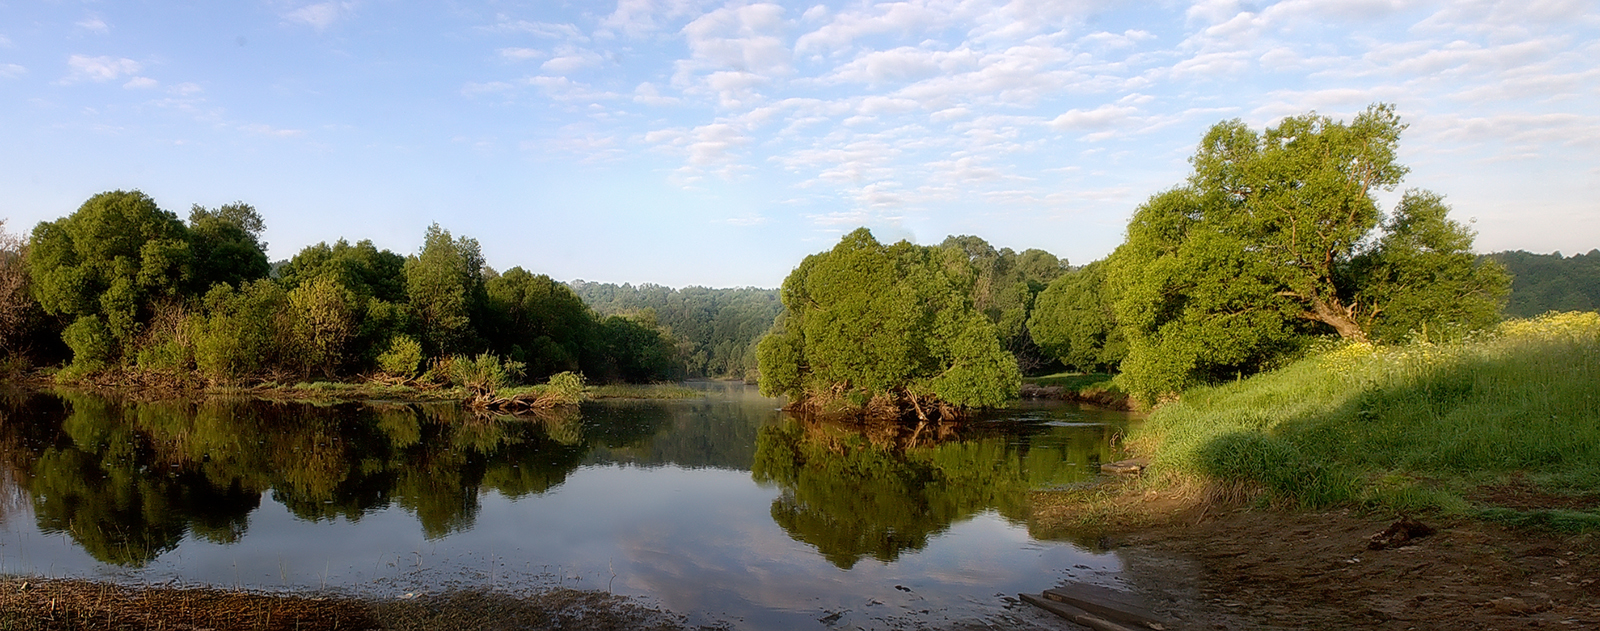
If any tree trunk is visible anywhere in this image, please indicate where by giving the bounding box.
[1307,296,1370,343]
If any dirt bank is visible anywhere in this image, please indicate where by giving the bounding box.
[1099,507,1600,630]
[0,579,699,631]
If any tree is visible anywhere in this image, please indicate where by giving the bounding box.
[28,191,193,367]
[1348,190,1510,343]
[1029,259,1125,373]
[404,224,486,356]
[485,267,594,380]
[188,202,270,291]
[757,228,1019,415]
[937,236,1067,373]
[1486,249,1600,317]
[1110,104,1509,400]
[0,219,42,359]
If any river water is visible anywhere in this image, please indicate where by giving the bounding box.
[0,382,1138,629]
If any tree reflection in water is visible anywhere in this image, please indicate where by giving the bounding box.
[751,414,1120,569]
[0,391,615,565]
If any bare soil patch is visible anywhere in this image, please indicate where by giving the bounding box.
[1107,508,1600,630]
[0,579,700,631]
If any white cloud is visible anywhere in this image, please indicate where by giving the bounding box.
[794,1,948,55]
[542,46,605,74]
[0,63,24,79]
[825,46,980,85]
[682,4,791,73]
[123,76,158,89]
[286,2,356,30]
[62,55,142,83]
[487,17,588,41]
[76,15,110,34]
[1048,104,1137,131]
[169,82,203,96]
[499,47,545,62]
[239,123,305,138]
[634,82,682,106]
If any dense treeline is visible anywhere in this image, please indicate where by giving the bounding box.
[567,281,782,380]
[755,230,1066,417]
[1485,249,1600,317]
[759,103,1517,411]
[0,191,680,387]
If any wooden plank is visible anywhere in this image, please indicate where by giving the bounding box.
[1020,593,1141,631]
[1043,583,1166,630]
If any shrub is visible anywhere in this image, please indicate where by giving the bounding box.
[377,335,424,379]
[448,352,525,395]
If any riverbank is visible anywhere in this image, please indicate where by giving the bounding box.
[0,578,700,631]
[1026,312,1600,628]
[1031,478,1600,629]
[3,369,704,405]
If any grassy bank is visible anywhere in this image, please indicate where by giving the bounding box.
[1126,311,1600,530]
[1021,372,1130,409]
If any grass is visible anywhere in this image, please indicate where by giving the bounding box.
[1026,371,1116,391]
[585,384,703,400]
[1129,311,1600,527]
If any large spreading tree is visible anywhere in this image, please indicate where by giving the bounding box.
[756,228,1020,416]
[1109,104,1509,400]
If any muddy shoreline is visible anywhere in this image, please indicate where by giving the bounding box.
[1099,507,1600,630]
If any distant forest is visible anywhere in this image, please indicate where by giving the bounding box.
[567,282,782,380]
[1485,250,1600,317]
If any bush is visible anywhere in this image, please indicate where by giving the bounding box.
[541,371,586,405]
[377,335,424,379]
[61,316,113,375]
[447,352,525,395]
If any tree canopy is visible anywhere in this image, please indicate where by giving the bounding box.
[756,228,1020,415]
[1107,104,1509,400]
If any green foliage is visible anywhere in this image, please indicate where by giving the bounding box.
[61,316,113,374]
[189,280,290,383]
[1486,249,1600,317]
[938,235,1067,373]
[1350,190,1511,343]
[758,228,1020,410]
[486,268,592,380]
[1028,260,1126,372]
[187,202,270,291]
[278,238,407,304]
[1135,312,1600,515]
[447,352,526,395]
[593,314,683,383]
[569,281,782,379]
[287,275,358,376]
[28,190,194,361]
[404,224,487,357]
[538,371,586,405]
[378,334,424,378]
[1109,105,1508,402]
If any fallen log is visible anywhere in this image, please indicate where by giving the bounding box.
[1043,583,1166,630]
[1019,593,1139,631]
[1100,457,1150,475]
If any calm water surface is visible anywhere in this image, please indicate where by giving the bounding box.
[0,382,1137,629]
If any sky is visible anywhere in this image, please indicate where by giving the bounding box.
[2,1,1597,288]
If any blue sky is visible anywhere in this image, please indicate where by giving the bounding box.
[2,1,1597,288]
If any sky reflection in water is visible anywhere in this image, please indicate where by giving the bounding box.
[0,383,1136,629]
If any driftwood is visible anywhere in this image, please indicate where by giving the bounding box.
[468,392,574,414]
[1020,593,1140,631]
[1100,457,1150,475]
[1022,581,1168,631]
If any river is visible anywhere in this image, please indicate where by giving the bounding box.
[0,382,1138,629]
